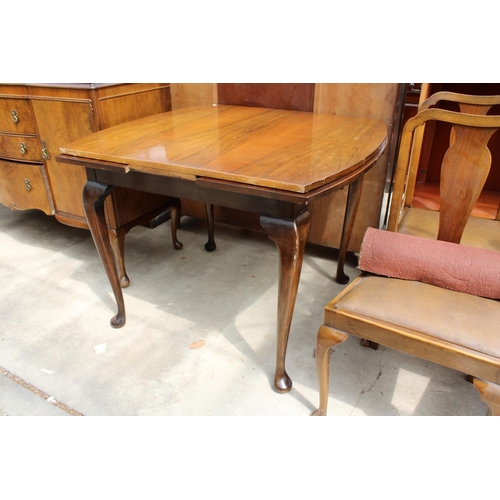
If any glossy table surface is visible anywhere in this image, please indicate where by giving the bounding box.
[58,105,387,394]
[61,104,387,193]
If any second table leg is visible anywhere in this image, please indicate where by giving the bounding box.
[336,175,365,284]
[260,210,311,393]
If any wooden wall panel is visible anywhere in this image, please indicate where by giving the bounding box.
[170,83,216,110]
[217,83,314,112]
[308,83,401,250]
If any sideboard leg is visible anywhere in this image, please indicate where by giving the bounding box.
[336,176,365,284]
[261,210,311,393]
[82,180,126,328]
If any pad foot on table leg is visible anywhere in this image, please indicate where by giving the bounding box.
[274,371,292,393]
[110,314,126,328]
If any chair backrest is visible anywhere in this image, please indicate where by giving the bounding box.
[418,93,500,221]
[388,108,500,243]
[420,91,500,115]
[393,92,500,222]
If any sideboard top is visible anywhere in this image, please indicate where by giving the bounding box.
[3,83,120,90]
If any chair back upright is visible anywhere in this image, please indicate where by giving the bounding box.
[388,105,500,243]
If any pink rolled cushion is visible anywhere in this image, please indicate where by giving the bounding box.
[358,227,500,299]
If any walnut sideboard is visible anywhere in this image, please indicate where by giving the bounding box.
[0,83,174,286]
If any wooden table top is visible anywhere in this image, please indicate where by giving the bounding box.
[60,105,388,194]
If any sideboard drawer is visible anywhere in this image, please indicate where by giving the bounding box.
[0,134,42,161]
[0,159,52,214]
[0,98,37,134]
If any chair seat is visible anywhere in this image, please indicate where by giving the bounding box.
[329,275,500,360]
[398,208,500,250]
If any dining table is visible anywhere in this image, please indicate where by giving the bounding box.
[57,104,387,393]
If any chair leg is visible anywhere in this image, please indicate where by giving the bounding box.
[360,338,379,350]
[473,378,500,416]
[311,325,348,416]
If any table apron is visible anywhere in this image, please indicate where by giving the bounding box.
[88,168,308,220]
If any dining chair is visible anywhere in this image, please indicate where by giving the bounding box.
[361,93,500,350]
[312,105,500,416]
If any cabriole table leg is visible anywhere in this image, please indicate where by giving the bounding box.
[82,180,126,328]
[261,210,311,393]
[204,203,216,252]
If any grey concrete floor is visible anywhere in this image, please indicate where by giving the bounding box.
[0,204,489,416]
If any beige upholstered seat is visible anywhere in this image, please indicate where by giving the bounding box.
[313,93,500,416]
[315,274,500,416]
[332,276,500,361]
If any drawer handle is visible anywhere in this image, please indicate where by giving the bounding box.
[11,110,19,124]
[41,140,50,160]
[25,179,32,192]
[19,142,27,155]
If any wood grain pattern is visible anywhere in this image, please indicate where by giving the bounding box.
[0,134,42,161]
[31,99,95,218]
[61,105,387,194]
[438,124,497,241]
[170,83,215,110]
[0,159,52,214]
[0,97,37,134]
[166,83,401,252]
[97,86,171,129]
[217,83,314,112]
[214,83,315,235]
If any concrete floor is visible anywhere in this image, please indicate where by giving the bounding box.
[0,204,489,416]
